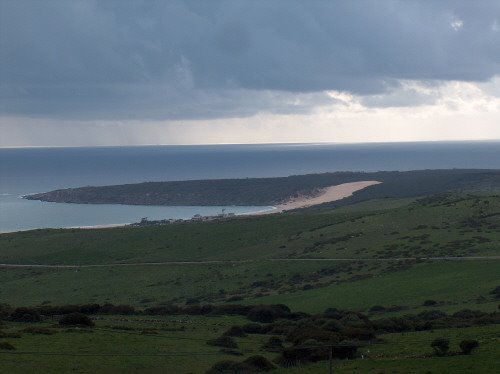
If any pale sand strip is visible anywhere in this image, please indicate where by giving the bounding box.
[268,180,382,213]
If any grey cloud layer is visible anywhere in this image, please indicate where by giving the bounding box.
[1,0,499,119]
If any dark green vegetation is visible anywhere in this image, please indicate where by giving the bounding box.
[0,303,498,373]
[2,186,500,372]
[25,169,500,206]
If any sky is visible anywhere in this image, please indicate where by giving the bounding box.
[1,0,499,147]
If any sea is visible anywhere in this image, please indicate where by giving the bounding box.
[1,141,499,233]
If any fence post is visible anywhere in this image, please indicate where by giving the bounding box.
[329,345,333,374]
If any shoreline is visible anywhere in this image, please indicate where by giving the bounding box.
[0,181,380,233]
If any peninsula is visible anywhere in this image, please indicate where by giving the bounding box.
[24,169,500,207]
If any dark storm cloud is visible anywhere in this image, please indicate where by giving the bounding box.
[0,0,499,119]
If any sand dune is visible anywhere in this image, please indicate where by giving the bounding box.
[272,180,381,212]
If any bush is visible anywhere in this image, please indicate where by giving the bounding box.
[205,360,253,374]
[218,348,243,356]
[0,342,15,350]
[489,286,500,299]
[242,355,275,371]
[59,313,94,327]
[417,310,447,320]
[278,346,327,366]
[247,305,287,323]
[99,304,136,315]
[286,326,340,346]
[223,326,247,337]
[207,336,238,349]
[241,323,264,334]
[368,305,386,313]
[9,307,41,322]
[459,339,479,355]
[144,304,180,315]
[206,356,274,374]
[332,342,359,359]
[431,337,450,356]
[262,336,283,351]
[423,300,438,306]
[341,326,375,340]
[452,309,488,319]
[323,308,342,320]
[322,320,342,332]
[0,304,13,319]
[22,327,55,335]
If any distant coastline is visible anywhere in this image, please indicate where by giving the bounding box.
[3,143,500,233]
[23,169,500,209]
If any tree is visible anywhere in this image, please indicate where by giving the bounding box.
[431,337,450,356]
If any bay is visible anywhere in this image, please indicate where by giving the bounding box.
[1,141,499,232]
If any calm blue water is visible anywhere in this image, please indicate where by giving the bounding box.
[1,141,499,232]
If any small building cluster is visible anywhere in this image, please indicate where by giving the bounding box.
[130,210,237,227]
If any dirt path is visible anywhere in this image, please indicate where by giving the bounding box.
[1,256,498,269]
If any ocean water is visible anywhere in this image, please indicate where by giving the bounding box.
[1,141,499,232]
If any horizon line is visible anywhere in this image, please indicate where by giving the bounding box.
[1,138,500,149]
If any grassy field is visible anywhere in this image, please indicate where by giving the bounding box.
[276,324,500,374]
[0,315,498,373]
[0,192,499,372]
[1,193,498,312]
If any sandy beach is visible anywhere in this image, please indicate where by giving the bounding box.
[267,180,381,213]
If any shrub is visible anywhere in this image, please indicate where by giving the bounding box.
[241,323,264,334]
[223,326,247,337]
[0,330,21,338]
[262,336,283,351]
[323,308,342,320]
[459,339,479,355]
[286,326,340,346]
[417,310,447,320]
[431,337,450,356]
[489,286,500,299]
[423,300,438,306]
[452,309,488,319]
[59,313,94,327]
[341,326,375,340]
[77,304,101,314]
[144,304,180,315]
[22,327,55,335]
[247,305,286,323]
[340,311,369,327]
[242,355,275,371]
[99,304,136,315]
[322,320,342,332]
[332,342,359,359]
[278,346,327,366]
[211,305,253,316]
[218,348,243,356]
[369,305,386,313]
[205,360,253,374]
[225,296,243,302]
[206,356,274,373]
[207,336,238,349]
[9,307,41,322]
[0,342,15,350]
[0,304,13,319]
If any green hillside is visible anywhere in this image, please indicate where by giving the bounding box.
[1,191,499,373]
[2,192,499,312]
